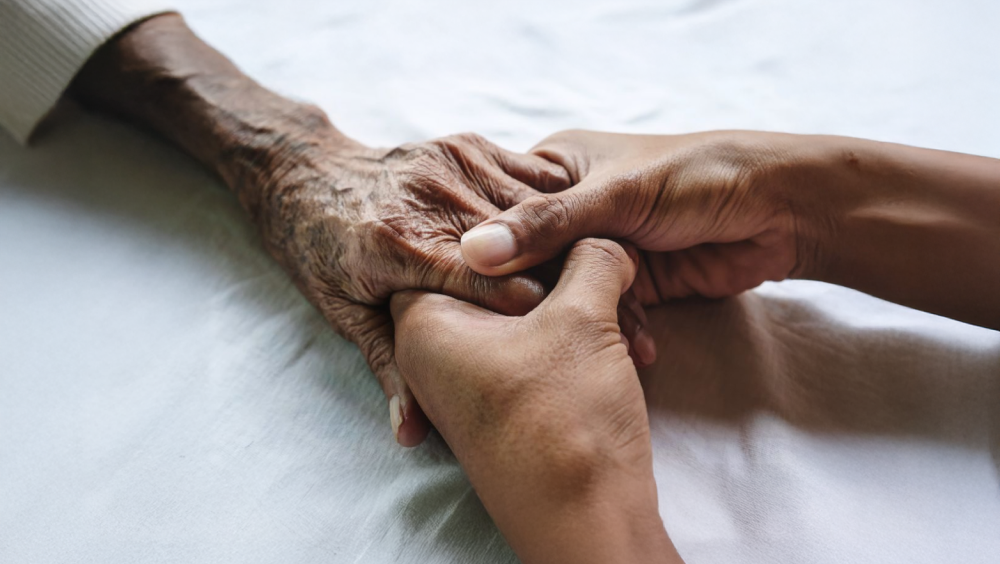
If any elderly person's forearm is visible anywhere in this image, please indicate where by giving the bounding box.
[69,14,347,219]
[66,13,583,445]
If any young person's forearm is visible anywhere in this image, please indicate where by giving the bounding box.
[786,136,1000,329]
[458,420,682,564]
[493,472,679,564]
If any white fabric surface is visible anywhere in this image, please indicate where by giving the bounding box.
[0,0,174,143]
[2,1,1000,562]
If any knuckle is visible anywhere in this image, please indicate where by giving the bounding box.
[519,195,572,234]
[428,136,459,153]
[387,143,447,173]
[577,238,629,267]
[424,138,476,179]
[431,133,497,170]
[384,142,423,160]
[559,299,604,323]
[431,133,480,156]
[453,131,488,147]
[289,102,332,130]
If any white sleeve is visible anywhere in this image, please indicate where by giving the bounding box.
[0,0,175,144]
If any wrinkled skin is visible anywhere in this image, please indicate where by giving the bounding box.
[69,13,653,446]
[238,127,573,444]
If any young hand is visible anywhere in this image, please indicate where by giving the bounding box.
[460,130,803,304]
[391,239,682,564]
[461,129,1000,329]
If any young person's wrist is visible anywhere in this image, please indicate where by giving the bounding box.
[779,135,1000,327]
[70,13,363,224]
[483,454,677,564]
[460,409,679,564]
[760,133,867,285]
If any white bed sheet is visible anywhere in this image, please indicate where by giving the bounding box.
[2,0,999,562]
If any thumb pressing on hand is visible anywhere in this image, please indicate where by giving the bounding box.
[541,238,637,320]
[461,184,625,277]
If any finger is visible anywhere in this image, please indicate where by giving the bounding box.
[437,136,541,209]
[617,241,658,365]
[490,146,573,194]
[389,180,549,316]
[529,129,635,185]
[644,240,782,299]
[433,133,562,209]
[619,291,657,367]
[477,163,542,211]
[631,252,664,306]
[439,131,572,194]
[621,290,649,329]
[429,244,548,316]
[617,300,644,366]
[525,255,567,294]
[528,129,595,185]
[541,238,637,320]
[461,180,634,276]
[332,300,430,447]
[385,365,431,447]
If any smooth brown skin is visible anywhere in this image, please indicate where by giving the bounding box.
[463,129,1000,329]
[392,239,682,564]
[67,13,584,445]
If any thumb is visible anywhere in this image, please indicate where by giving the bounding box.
[540,238,637,320]
[460,182,624,276]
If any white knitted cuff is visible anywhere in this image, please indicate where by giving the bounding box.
[0,0,175,144]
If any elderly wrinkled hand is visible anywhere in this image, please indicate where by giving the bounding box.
[242,126,571,445]
[65,14,689,447]
[69,13,589,446]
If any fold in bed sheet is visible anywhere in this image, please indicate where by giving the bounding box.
[1,0,999,562]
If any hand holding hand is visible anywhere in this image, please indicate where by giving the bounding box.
[461,130,804,304]
[462,129,1000,329]
[391,239,681,564]
[243,128,571,445]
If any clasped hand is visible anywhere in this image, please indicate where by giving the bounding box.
[247,121,658,445]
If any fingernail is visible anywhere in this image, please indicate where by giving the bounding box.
[634,330,657,366]
[389,395,404,441]
[461,223,517,267]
